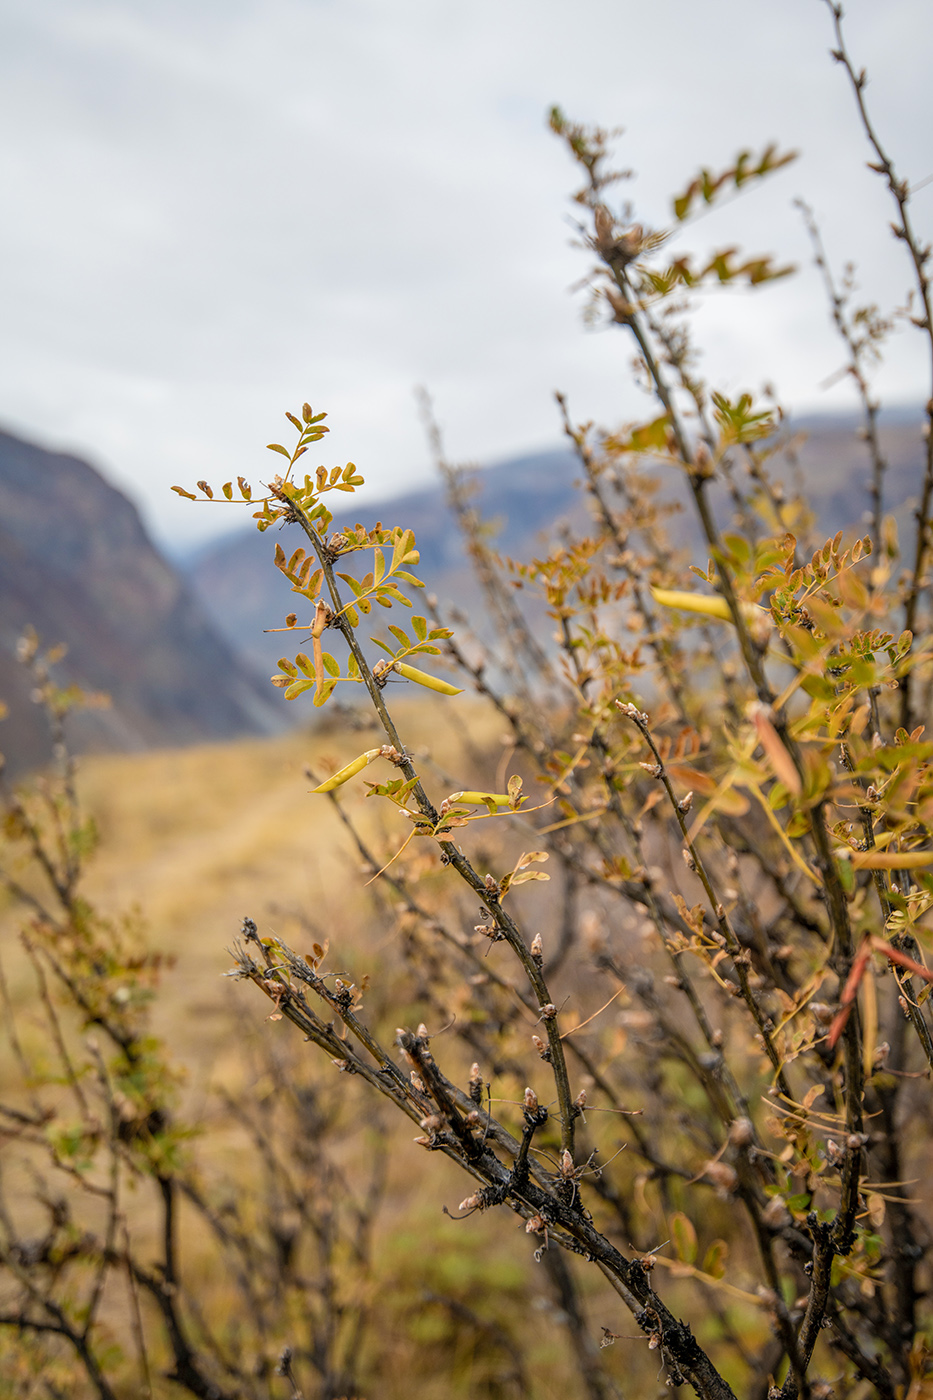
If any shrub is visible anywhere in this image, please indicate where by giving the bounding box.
[4,5,933,1397]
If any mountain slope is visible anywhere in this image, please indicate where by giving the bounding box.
[185,447,587,679]
[184,412,926,681]
[0,428,286,776]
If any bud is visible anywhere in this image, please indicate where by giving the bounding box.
[539,1003,557,1020]
[762,1196,791,1229]
[574,1089,588,1109]
[682,848,697,872]
[531,932,543,961]
[525,1214,547,1234]
[677,790,694,814]
[532,1034,550,1060]
[523,1087,539,1113]
[560,1149,575,1178]
[704,1160,737,1197]
[729,1116,754,1147]
[459,1193,482,1212]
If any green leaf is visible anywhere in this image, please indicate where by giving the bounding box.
[412,615,428,643]
[670,1211,698,1265]
[322,652,340,678]
[267,443,291,458]
[388,625,411,650]
[836,857,855,894]
[702,1240,728,1280]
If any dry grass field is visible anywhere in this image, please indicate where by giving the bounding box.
[1,697,646,1399]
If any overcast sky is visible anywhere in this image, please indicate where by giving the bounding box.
[2,0,932,549]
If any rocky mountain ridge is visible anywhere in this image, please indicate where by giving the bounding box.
[0,428,286,776]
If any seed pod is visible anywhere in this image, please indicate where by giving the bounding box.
[446,790,512,807]
[310,748,383,793]
[393,661,462,695]
[651,586,766,626]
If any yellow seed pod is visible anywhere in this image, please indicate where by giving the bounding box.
[393,662,462,695]
[847,850,933,870]
[310,748,383,793]
[650,586,764,625]
[446,791,512,807]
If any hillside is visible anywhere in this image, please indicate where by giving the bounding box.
[0,428,286,776]
[185,446,588,679]
[1,410,924,776]
[185,410,926,680]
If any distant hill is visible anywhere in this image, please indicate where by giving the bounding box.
[0,428,286,777]
[184,447,589,680]
[184,411,926,680]
[2,410,924,777]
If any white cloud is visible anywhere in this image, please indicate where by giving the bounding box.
[1,0,931,546]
